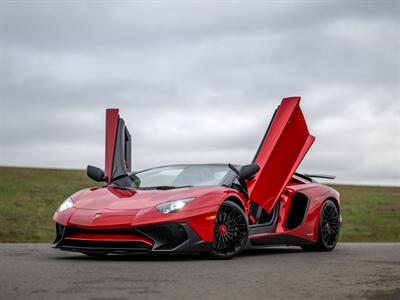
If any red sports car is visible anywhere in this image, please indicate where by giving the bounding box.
[53,96,341,259]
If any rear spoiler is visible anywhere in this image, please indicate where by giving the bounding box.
[294,172,336,182]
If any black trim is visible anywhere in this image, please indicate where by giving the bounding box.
[124,125,131,173]
[53,222,212,255]
[136,223,188,251]
[250,234,314,246]
[59,240,151,252]
[53,223,65,246]
[53,225,153,253]
[303,173,336,180]
[285,193,310,230]
[249,200,280,235]
[293,172,314,182]
[110,118,131,182]
[136,223,211,253]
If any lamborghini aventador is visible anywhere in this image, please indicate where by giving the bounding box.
[53,96,341,259]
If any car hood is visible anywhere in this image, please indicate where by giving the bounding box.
[72,186,221,210]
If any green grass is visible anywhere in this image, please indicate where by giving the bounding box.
[330,184,400,242]
[0,166,398,243]
[0,166,95,242]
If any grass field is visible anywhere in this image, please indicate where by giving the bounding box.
[0,166,399,243]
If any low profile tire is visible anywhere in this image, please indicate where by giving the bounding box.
[302,199,340,252]
[208,200,249,259]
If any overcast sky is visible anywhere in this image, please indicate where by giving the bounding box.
[0,1,399,186]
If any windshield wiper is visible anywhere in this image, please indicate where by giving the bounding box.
[148,185,194,190]
[107,184,194,190]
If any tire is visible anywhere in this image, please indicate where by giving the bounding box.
[302,199,340,252]
[208,200,249,259]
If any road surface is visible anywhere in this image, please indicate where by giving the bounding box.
[0,243,399,300]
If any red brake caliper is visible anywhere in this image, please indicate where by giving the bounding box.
[218,224,228,236]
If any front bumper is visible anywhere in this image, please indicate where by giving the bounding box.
[53,222,212,255]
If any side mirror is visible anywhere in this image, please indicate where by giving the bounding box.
[87,165,107,182]
[238,164,260,181]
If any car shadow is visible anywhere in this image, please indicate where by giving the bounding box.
[55,252,203,262]
[242,246,304,257]
[53,246,305,262]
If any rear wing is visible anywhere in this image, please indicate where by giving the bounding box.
[302,173,336,180]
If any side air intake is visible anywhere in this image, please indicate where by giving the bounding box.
[285,193,309,230]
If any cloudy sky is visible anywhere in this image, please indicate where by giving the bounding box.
[0,1,399,186]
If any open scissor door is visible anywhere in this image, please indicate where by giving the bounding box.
[246,97,315,212]
[104,109,132,183]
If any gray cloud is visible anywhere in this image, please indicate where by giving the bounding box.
[0,1,399,186]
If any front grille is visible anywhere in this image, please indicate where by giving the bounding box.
[56,225,153,251]
[61,239,151,250]
[65,227,137,235]
[55,223,190,252]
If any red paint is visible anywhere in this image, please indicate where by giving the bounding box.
[247,97,315,213]
[104,108,119,182]
[249,183,340,243]
[65,233,154,246]
[54,186,247,242]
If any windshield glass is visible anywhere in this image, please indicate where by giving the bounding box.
[133,165,230,188]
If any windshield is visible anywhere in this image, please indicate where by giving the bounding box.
[132,165,231,188]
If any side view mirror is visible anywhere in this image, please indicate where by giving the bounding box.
[238,164,260,181]
[87,165,107,182]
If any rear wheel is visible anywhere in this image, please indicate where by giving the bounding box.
[302,200,340,251]
[208,200,248,259]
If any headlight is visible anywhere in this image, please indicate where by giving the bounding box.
[156,198,195,214]
[57,197,73,212]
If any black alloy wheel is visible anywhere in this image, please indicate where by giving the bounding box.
[302,199,340,251]
[209,200,248,259]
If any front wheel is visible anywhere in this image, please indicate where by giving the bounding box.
[208,200,248,259]
[302,199,340,252]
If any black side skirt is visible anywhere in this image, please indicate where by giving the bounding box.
[250,234,314,246]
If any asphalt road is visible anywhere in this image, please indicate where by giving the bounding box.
[0,243,399,300]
